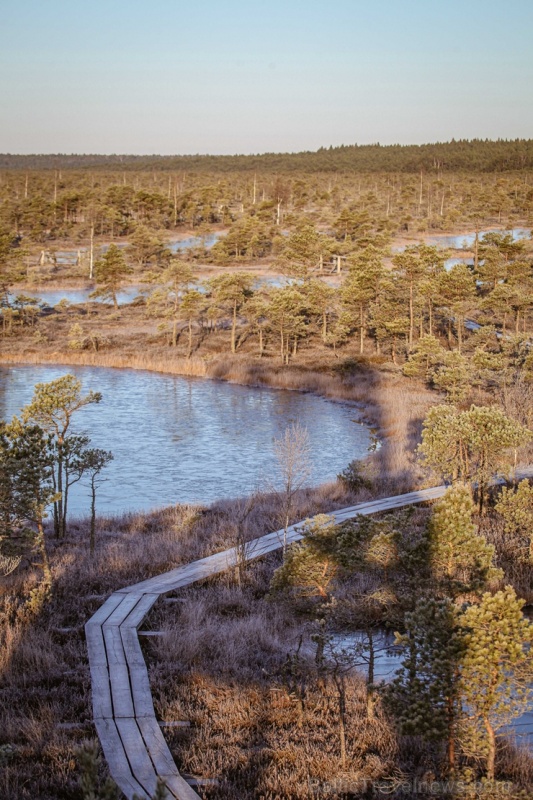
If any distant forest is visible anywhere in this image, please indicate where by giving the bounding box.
[1,139,533,173]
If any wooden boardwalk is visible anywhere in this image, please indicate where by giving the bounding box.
[84,484,453,799]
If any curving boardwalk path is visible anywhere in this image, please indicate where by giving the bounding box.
[85,486,455,799]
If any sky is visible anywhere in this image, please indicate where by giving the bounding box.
[0,0,532,155]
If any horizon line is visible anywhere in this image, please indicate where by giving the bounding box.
[2,138,532,159]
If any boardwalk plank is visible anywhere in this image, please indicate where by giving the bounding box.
[159,775,201,800]
[120,593,159,628]
[136,716,180,776]
[88,593,126,626]
[137,717,200,800]
[115,717,159,795]
[105,593,145,627]
[109,662,135,718]
[103,625,127,665]
[85,624,108,666]
[121,625,148,668]
[129,666,155,718]
[90,665,113,719]
[94,718,149,799]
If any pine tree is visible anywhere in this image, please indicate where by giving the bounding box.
[418,404,531,511]
[271,515,338,599]
[428,485,501,596]
[342,246,383,354]
[386,597,464,772]
[402,334,447,381]
[494,479,533,561]
[267,286,308,364]
[437,263,477,352]
[178,289,204,358]
[22,375,102,538]
[459,587,533,780]
[0,418,55,586]
[208,272,254,354]
[0,226,25,303]
[431,351,470,403]
[303,278,337,343]
[277,222,333,280]
[392,244,432,350]
[91,244,133,310]
[146,259,195,346]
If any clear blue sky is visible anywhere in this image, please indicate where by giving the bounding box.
[1,0,532,155]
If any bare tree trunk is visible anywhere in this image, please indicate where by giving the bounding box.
[62,478,69,539]
[366,631,376,720]
[37,519,51,585]
[447,694,456,772]
[187,319,193,358]
[89,224,94,280]
[90,481,96,555]
[484,716,496,781]
[335,674,347,769]
[231,300,237,353]
[55,444,63,538]
[409,282,414,350]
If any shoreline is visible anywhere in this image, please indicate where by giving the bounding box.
[0,348,439,499]
[0,349,384,427]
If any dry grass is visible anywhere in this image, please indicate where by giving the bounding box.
[0,350,207,378]
[0,480,376,800]
[1,476,531,798]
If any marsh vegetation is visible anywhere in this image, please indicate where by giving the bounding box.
[1,141,533,798]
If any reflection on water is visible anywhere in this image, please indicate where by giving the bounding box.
[168,232,222,252]
[0,364,371,516]
[425,227,531,249]
[392,228,531,254]
[53,231,223,266]
[19,285,147,307]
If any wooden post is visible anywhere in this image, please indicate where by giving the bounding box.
[89,224,94,280]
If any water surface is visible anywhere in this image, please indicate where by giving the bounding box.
[336,630,532,747]
[16,285,147,307]
[0,364,371,516]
